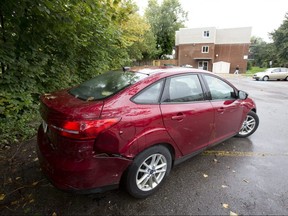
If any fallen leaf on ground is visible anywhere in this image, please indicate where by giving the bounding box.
[223,203,229,208]
[221,185,228,188]
[16,177,21,180]
[243,179,249,183]
[230,211,238,216]
[203,174,208,178]
[213,159,218,163]
[52,212,57,216]
[32,181,39,186]
[0,194,5,201]
[11,200,19,205]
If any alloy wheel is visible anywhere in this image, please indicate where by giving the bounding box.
[136,153,167,191]
[239,115,256,136]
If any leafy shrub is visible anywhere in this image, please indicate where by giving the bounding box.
[0,92,40,147]
[246,61,252,71]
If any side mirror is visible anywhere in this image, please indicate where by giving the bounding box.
[238,90,248,100]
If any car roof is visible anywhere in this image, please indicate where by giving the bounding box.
[267,67,288,70]
[129,66,210,76]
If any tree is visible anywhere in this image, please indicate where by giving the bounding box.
[121,14,160,62]
[271,12,288,66]
[250,36,277,67]
[145,0,187,58]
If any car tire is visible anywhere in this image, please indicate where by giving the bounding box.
[285,76,288,81]
[125,145,172,198]
[236,111,259,138]
[263,76,269,81]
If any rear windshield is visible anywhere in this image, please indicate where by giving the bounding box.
[69,70,147,101]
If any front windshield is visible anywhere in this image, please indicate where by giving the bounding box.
[69,70,147,101]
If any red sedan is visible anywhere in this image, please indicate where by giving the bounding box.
[37,67,259,198]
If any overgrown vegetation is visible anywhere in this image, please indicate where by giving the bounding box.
[249,12,288,68]
[246,66,267,76]
[0,0,187,146]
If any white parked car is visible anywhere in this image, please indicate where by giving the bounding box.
[253,67,288,81]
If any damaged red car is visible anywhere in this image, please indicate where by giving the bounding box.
[37,67,259,198]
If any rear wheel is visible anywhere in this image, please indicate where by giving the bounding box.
[236,111,259,138]
[125,145,172,198]
[263,76,269,81]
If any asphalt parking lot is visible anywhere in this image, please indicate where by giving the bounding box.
[1,75,288,215]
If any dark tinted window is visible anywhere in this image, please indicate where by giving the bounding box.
[164,74,204,103]
[133,80,164,104]
[69,71,147,100]
[204,75,236,100]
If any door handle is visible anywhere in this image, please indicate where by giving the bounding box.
[217,107,225,113]
[171,113,184,121]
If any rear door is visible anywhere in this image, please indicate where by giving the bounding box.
[160,74,214,155]
[202,74,243,144]
[280,68,288,79]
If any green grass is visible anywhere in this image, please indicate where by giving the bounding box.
[245,67,267,76]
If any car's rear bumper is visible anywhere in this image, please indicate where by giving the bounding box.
[37,126,132,192]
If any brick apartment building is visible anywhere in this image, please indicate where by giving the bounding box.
[175,27,252,73]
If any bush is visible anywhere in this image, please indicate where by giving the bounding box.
[0,92,40,147]
[247,61,252,70]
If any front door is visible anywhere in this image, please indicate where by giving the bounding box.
[160,74,214,155]
[203,74,243,143]
[198,61,208,70]
[269,68,281,79]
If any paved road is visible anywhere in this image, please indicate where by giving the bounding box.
[2,75,288,215]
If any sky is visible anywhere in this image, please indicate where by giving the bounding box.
[134,0,288,42]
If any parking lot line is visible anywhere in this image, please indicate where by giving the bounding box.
[202,150,288,157]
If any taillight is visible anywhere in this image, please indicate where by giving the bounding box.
[50,118,121,140]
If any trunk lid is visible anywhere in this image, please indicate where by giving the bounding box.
[40,89,103,124]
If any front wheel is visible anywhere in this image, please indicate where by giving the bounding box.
[125,145,172,198]
[236,111,259,138]
[285,76,288,81]
[263,76,269,81]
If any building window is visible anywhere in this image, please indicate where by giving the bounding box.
[203,30,210,38]
[202,46,209,53]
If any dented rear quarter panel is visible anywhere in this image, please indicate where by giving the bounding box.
[96,77,183,160]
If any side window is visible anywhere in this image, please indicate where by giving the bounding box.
[132,80,163,104]
[204,75,236,100]
[272,68,280,72]
[281,68,287,72]
[163,74,204,103]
